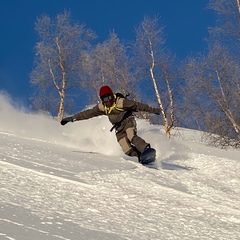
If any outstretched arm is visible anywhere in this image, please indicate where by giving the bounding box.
[60,104,105,126]
[122,98,161,115]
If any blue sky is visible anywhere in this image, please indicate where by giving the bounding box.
[0,0,214,106]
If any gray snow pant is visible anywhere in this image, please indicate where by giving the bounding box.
[115,116,149,158]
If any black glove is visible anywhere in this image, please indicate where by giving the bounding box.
[153,108,161,115]
[60,116,73,125]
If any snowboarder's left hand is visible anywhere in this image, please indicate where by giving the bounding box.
[60,117,73,125]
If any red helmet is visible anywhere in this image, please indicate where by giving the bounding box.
[99,85,114,107]
[99,85,113,97]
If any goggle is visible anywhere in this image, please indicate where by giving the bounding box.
[101,94,113,102]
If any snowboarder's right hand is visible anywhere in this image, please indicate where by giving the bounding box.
[153,108,161,115]
[60,117,73,126]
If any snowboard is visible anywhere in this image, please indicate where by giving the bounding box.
[139,147,156,165]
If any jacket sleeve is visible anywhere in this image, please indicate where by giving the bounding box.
[123,98,161,114]
[72,104,105,121]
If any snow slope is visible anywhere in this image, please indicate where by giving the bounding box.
[0,93,240,240]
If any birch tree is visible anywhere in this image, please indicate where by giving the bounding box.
[181,0,240,147]
[208,0,240,51]
[207,0,240,146]
[132,16,177,138]
[82,32,138,101]
[30,11,95,121]
[183,45,240,147]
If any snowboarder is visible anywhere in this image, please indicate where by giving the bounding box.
[60,85,161,162]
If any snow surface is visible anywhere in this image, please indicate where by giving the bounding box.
[0,92,240,240]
